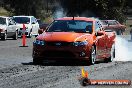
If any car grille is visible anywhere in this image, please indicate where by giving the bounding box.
[46,42,72,46]
[43,50,75,58]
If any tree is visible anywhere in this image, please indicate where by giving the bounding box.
[2,0,53,19]
[59,0,126,23]
[1,0,128,23]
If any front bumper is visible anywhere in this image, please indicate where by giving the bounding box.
[32,44,91,61]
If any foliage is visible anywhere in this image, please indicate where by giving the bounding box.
[0,0,129,23]
[2,0,53,19]
[59,0,127,23]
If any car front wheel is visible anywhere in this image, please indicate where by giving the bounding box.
[89,46,96,65]
[1,32,7,40]
[13,31,18,40]
[108,44,115,62]
[105,43,115,63]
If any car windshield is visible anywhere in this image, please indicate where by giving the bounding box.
[0,17,6,25]
[46,20,93,33]
[13,17,30,24]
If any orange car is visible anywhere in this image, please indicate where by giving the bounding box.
[32,17,116,65]
[101,20,126,35]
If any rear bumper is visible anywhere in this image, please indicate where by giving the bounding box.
[33,45,91,61]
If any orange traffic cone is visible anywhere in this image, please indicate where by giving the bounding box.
[19,24,28,47]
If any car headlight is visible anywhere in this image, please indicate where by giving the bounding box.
[73,41,88,46]
[33,40,45,46]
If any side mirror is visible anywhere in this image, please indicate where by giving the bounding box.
[96,31,104,36]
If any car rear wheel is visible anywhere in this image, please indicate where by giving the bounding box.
[13,31,18,40]
[89,46,96,65]
[108,44,115,62]
[1,31,7,40]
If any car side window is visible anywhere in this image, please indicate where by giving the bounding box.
[34,17,37,23]
[95,21,101,32]
[10,18,16,24]
[31,17,37,24]
[108,21,117,25]
[98,21,104,31]
[8,18,15,25]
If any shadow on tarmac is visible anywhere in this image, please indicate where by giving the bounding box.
[21,61,92,66]
[21,60,108,66]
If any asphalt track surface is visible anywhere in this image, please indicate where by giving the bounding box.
[0,36,132,88]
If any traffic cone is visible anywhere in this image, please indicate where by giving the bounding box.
[19,24,28,47]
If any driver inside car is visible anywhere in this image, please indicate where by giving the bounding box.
[85,25,92,33]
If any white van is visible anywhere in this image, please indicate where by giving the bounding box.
[13,16,39,37]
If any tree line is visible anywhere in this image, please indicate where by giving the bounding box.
[0,0,132,23]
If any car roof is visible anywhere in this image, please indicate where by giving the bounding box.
[56,17,98,22]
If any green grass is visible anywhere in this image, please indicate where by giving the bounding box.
[0,7,10,16]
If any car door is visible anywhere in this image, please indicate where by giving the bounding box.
[95,21,106,58]
[6,18,14,32]
[10,18,17,32]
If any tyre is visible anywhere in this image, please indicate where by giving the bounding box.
[28,32,32,38]
[106,44,115,62]
[28,29,32,38]
[33,58,42,65]
[1,32,7,40]
[13,31,18,40]
[89,46,96,65]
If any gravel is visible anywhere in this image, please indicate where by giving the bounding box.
[0,36,131,88]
